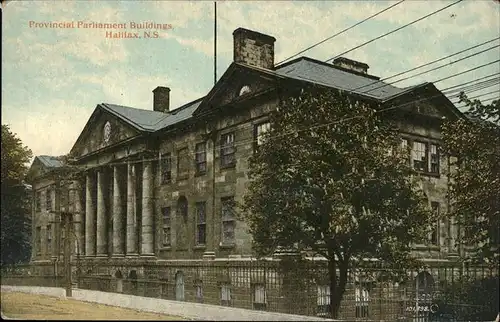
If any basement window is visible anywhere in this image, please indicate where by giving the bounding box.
[317,284,331,317]
[355,287,370,318]
[221,283,232,306]
[253,284,267,310]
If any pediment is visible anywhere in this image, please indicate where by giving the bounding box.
[27,158,48,181]
[194,63,278,116]
[390,84,463,121]
[69,106,141,159]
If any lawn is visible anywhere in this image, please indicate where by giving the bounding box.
[1,291,185,320]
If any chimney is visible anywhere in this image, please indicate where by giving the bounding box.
[332,57,369,74]
[233,27,276,69]
[153,86,170,113]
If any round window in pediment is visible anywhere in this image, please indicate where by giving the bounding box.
[239,85,251,96]
[103,121,111,144]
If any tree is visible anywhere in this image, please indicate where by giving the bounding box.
[441,93,500,265]
[240,87,434,318]
[1,124,33,265]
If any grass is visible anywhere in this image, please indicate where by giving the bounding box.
[1,291,185,320]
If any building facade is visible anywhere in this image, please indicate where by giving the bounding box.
[27,27,472,319]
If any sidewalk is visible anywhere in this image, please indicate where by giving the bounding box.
[1,285,336,321]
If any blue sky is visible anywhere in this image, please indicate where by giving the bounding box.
[2,0,499,159]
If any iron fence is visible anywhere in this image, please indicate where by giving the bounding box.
[2,259,498,321]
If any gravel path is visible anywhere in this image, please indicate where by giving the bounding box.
[1,285,336,321]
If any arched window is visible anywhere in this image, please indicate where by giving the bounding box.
[239,85,251,96]
[129,270,138,293]
[115,270,123,293]
[416,271,435,299]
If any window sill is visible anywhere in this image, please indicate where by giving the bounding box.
[414,244,440,251]
[414,171,440,178]
[160,246,172,251]
[194,245,206,250]
[194,171,207,178]
[219,243,235,249]
[220,163,236,170]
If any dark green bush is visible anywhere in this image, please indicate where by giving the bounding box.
[431,275,499,321]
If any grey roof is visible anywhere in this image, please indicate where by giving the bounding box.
[37,155,64,168]
[100,98,203,132]
[275,58,420,101]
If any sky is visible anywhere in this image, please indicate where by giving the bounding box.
[2,0,500,160]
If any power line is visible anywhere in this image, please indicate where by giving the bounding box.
[351,37,500,93]
[358,44,499,95]
[63,68,499,173]
[452,90,499,103]
[440,72,500,92]
[443,79,500,96]
[431,59,500,84]
[197,1,471,123]
[326,0,464,62]
[275,0,406,66]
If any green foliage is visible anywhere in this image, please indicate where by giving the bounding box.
[441,94,500,265]
[1,124,33,265]
[240,87,434,317]
[431,275,499,321]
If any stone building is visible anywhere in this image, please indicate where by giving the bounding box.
[27,27,470,319]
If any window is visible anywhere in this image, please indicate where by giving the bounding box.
[405,139,440,174]
[430,202,440,246]
[412,141,427,172]
[254,122,271,149]
[36,191,41,212]
[221,197,236,244]
[36,227,41,254]
[401,138,408,150]
[221,132,236,168]
[160,153,172,184]
[355,287,370,318]
[490,226,500,246]
[253,284,267,310]
[195,202,206,245]
[221,283,231,306]
[177,148,189,179]
[317,285,331,317]
[46,225,52,254]
[46,188,52,212]
[195,142,207,174]
[430,144,439,173]
[162,207,171,246]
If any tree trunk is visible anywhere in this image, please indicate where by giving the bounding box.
[329,257,339,318]
[329,256,349,319]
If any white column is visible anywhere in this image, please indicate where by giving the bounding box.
[85,172,96,256]
[126,163,138,256]
[113,166,125,256]
[141,160,154,256]
[96,169,107,257]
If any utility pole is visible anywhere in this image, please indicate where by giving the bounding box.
[51,172,75,297]
[62,210,73,297]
